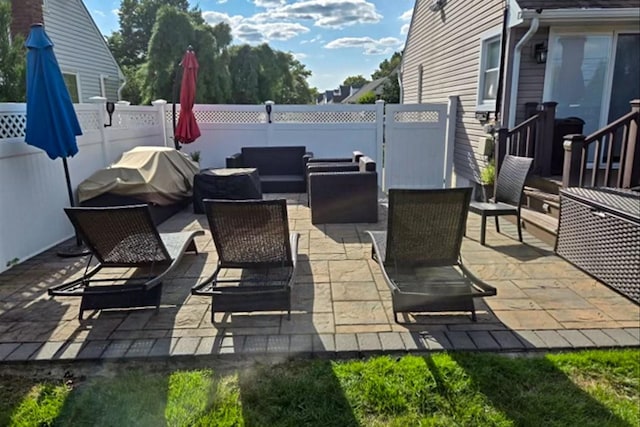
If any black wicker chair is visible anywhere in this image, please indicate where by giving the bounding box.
[191,199,299,322]
[367,188,496,322]
[468,155,533,245]
[48,205,203,320]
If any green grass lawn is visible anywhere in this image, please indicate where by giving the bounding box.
[1,349,638,426]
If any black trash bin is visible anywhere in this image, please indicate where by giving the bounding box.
[552,117,584,175]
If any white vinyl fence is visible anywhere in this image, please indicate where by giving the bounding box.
[0,99,167,274]
[0,98,455,273]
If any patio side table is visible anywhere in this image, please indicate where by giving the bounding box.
[193,168,262,214]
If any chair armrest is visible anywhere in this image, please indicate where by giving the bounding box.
[226,153,242,168]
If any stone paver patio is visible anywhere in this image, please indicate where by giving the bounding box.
[0,193,638,364]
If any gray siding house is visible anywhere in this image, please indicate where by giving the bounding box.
[401,0,640,186]
[10,0,124,102]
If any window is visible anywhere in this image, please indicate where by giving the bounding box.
[477,34,501,110]
[417,65,423,103]
[62,72,80,103]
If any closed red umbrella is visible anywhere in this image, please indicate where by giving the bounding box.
[174,48,201,145]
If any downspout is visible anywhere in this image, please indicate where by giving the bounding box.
[398,67,404,104]
[117,75,127,101]
[495,4,509,123]
[507,15,539,128]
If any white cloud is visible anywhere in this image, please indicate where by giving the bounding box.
[254,0,286,7]
[111,9,119,16]
[218,0,228,3]
[400,23,410,35]
[324,36,403,55]
[202,11,309,43]
[261,0,382,29]
[300,35,323,44]
[292,52,308,60]
[399,8,413,21]
[93,9,106,17]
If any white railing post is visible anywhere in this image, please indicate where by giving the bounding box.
[265,100,275,146]
[444,96,458,188]
[375,99,385,190]
[152,99,170,148]
[89,96,109,166]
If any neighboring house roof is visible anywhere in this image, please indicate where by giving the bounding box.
[516,0,639,9]
[342,77,387,104]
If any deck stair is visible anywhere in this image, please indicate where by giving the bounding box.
[520,176,562,247]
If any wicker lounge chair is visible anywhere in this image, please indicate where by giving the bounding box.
[367,188,496,322]
[48,204,204,320]
[191,199,299,322]
[468,155,533,245]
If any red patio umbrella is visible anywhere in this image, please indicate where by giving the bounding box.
[174,47,201,146]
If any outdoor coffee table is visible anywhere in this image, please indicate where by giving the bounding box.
[193,167,262,214]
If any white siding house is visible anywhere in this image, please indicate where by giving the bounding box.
[10,0,124,102]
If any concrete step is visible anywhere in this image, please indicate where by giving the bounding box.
[520,207,558,248]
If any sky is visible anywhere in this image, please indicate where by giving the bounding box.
[83,0,415,90]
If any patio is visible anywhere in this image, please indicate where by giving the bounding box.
[0,193,638,364]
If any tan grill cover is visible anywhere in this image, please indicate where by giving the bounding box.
[78,146,200,206]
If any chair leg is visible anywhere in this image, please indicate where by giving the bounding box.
[517,213,523,242]
[480,215,487,246]
[471,309,477,322]
[394,312,399,323]
[494,216,500,233]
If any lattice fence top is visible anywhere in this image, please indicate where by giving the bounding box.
[76,110,101,131]
[167,108,378,124]
[114,112,159,128]
[273,110,377,124]
[393,110,440,123]
[0,112,26,139]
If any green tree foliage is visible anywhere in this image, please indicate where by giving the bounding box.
[109,0,314,104]
[0,2,26,102]
[381,77,400,103]
[108,0,191,68]
[342,75,368,88]
[370,51,402,103]
[371,51,402,80]
[357,91,377,104]
[141,6,194,104]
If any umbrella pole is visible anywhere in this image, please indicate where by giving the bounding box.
[57,158,89,257]
[172,62,181,150]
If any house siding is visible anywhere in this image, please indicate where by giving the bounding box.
[402,0,505,183]
[43,0,122,102]
[513,27,548,124]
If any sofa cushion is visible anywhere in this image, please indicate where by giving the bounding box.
[242,146,306,176]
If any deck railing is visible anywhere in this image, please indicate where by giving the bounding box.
[495,102,557,176]
[563,100,640,189]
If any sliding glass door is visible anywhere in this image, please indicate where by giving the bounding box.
[544,30,640,163]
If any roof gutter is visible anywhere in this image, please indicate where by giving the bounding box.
[507,15,539,128]
[518,8,640,24]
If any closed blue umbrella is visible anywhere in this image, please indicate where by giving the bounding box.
[24,23,85,256]
[25,23,82,159]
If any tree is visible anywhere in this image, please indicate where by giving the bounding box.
[371,51,402,80]
[141,6,195,104]
[108,0,192,68]
[343,75,368,88]
[0,2,26,102]
[357,91,377,104]
[381,76,400,103]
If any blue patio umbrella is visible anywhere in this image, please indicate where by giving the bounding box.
[24,23,85,255]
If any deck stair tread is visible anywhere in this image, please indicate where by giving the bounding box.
[521,207,558,235]
[524,187,560,206]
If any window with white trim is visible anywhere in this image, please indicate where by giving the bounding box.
[62,72,80,103]
[477,34,501,110]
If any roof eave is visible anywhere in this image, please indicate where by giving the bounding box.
[513,8,640,26]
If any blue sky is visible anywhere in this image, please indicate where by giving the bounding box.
[84,0,414,90]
